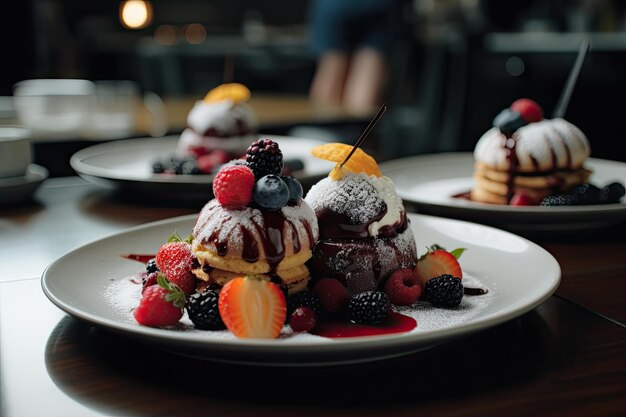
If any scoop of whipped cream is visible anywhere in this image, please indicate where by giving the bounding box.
[474,118,590,172]
[187,99,257,135]
[305,172,404,237]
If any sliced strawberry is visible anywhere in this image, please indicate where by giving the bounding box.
[415,244,464,286]
[218,277,286,339]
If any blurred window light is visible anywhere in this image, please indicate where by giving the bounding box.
[154,25,178,45]
[120,0,153,30]
[184,23,207,45]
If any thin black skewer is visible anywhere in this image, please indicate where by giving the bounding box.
[553,39,590,118]
[340,103,388,167]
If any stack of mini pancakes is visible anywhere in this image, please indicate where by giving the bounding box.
[191,199,319,294]
[471,118,591,205]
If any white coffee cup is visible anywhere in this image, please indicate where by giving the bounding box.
[0,127,31,178]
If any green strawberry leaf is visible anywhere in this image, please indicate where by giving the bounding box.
[157,273,186,309]
[450,248,466,259]
[167,230,194,244]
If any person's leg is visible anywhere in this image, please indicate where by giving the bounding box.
[342,47,387,114]
[309,52,350,105]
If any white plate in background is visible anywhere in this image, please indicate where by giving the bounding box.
[381,153,626,231]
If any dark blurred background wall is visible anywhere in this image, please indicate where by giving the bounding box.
[2,0,626,161]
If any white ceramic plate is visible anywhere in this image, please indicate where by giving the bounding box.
[70,135,334,202]
[42,213,560,366]
[0,164,48,206]
[381,153,626,231]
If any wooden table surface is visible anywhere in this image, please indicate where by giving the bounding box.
[1,178,625,417]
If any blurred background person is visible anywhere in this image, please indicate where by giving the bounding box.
[308,0,404,115]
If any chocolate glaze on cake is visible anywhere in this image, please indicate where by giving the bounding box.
[305,173,417,295]
[193,199,319,273]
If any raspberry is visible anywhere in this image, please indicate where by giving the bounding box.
[186,290,225,330]
[212,165,255,208]
[142,272,159,294]
[134,275,185,327]
[347,291,390,324]
[155,242,196,295]
[287,290,321,317]
[312,278,351,314]
[384,268,422,306]
[246,138,283,179]
[510,98,543,123]
[289,307,317,333]
[509,193,538,206]
[424,274,464,308]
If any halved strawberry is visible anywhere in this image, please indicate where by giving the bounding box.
[218,277,286,339]
[415,244,465,286]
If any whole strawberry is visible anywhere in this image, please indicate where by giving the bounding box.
[155,241,196,295]
[415,244,465,287]
[212,164,255,208]
[134,274,186,327]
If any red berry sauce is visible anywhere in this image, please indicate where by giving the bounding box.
[312,312,416,338]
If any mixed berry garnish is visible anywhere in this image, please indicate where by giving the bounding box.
[246,138,284,179]
[493,98,543,135]
[347,291,390,325]
[186,290,225,330]
[540,181,625,206]
[424,274,464,308]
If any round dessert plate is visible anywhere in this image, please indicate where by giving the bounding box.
[70,135,334,202]
[0,164,48,206]
[42,213,560,366]
[381,153,626,231]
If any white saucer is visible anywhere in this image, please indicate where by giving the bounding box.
[0,164,48,206]
[380,153,626,232]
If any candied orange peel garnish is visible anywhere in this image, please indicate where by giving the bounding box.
[310,143,381,180]
[204,83,251,104]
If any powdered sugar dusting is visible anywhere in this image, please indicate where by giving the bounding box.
[193,198,319,258]
[186,100,257,135]
[104,270,494,339]
[474,118,590,171]
[305,173,386,225]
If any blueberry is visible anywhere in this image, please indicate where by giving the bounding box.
[493,109,526,135]
[282,176,303,202]
[600,181,626,203]
[571,183,602,205]
[152,160,166,174]
[253,174,289,210]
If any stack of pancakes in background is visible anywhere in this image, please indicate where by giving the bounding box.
[471,100,591,205]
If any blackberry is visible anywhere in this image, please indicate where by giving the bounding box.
[186,290,225,330]
[540,194,580,206]
[600,181,625,203]
[571,183,602,205]
[347,291,390,324]
[145,258,159,274]
[424,274,464,308]
[287,290,321,317]
[246,139,283,178]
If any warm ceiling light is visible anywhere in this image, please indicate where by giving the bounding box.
[120,0,153,30]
